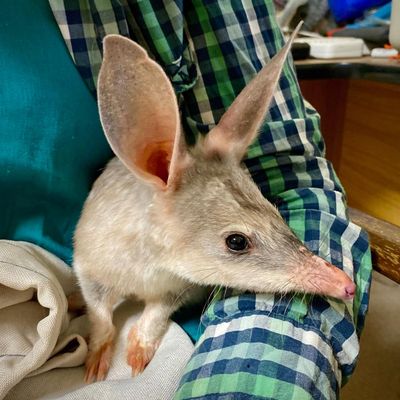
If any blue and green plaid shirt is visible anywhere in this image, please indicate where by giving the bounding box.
[49,1,372,398]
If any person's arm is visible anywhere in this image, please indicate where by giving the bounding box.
[173,2,371,399]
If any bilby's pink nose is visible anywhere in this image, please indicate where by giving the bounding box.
[345,283,356,299]
[303,255,356,301]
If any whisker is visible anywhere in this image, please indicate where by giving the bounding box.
[168,270,219,316]
[307,293,319,329]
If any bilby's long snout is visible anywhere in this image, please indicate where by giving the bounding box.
[299,254,356,300]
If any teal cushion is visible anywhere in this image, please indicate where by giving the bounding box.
[0,0,113,263]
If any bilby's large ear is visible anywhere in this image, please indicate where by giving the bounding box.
[203,22,302,161]
[98,35,187,190]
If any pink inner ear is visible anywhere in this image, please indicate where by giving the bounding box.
[138,140,173,185]
[146,149,169,184]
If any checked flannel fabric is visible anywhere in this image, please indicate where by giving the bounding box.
[49,1,372,399]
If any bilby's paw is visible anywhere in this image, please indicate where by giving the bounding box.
[127,326,159,376]
[85,340,114,383]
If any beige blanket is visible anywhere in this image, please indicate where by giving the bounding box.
[0,241,194,400]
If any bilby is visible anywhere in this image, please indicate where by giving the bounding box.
[73,23,355,383]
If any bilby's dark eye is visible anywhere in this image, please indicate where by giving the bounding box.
[225,234,251,253]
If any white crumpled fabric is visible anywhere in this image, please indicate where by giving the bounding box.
[0,240,193,400]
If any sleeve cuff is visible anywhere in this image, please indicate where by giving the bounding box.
[175,292,359,400]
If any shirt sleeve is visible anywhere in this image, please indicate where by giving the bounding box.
[173,1,372,399]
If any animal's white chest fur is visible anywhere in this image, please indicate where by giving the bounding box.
[74,158,198,303]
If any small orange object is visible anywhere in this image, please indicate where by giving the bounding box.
[384,44,393,49]
[326,28,344,37]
